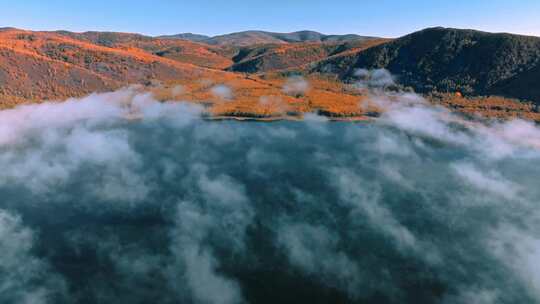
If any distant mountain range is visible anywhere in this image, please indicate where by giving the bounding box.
[159,30,375,46]
[159,33,211,42]
[0,26,539,118]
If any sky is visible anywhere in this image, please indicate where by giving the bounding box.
[1,0,539,37]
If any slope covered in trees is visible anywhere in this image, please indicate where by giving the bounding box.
[313,27,540,103]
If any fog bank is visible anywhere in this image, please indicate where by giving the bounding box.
[0,84,539,303]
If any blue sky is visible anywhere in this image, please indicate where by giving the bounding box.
[1,0,539,37]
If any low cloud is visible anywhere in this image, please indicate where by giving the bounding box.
[258,95,289,115]
[355,68,395,89]
[489,226,540,300]
[277,223,363,298]
[0,210,66,303]
[211,84,233,100]
[452,162,521,200]
[282,76,310,96]
[169,201,245,304]
[171,85,185,98]
[0,78,539,303]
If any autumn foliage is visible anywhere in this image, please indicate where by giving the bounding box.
[0,28,538,122]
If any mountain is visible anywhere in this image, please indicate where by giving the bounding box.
[312,27,540,103]
[54,31,233,69]
[0,28,376,120]
[55,30,153,46]
[229,39,390,73]
[162,30,374,46]
[0,27,538,121]
[0,28,231,104]
[158,33,211,42]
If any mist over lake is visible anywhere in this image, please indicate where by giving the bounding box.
[1,90,540,304]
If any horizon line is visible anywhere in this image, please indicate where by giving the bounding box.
[2,25,539,39]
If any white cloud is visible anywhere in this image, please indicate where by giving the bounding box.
[0,87,205,200]
[282,76,310,96]
[0,72,539,303]
[452,162,521,200]
[211,85,233,100]
[381,103,470,145]
[181,245,243,304]
[277,223,363,298]
[329,167,441,265]
[354,68,395,88]
[0,210,66,303]
[171,85,185,98]
[488,226,540,301]
[169,201,246,304]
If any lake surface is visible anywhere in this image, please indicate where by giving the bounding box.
[1,112,540,303]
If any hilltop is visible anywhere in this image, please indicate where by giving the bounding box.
[312,27,540,103]
[0,28,234,106]
[160,30,375,46]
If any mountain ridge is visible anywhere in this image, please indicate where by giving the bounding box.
[160,30,376,46]
[0,26,539,121]
[312,27,540,103]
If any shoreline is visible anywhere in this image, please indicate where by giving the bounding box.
[204,115,374,122]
